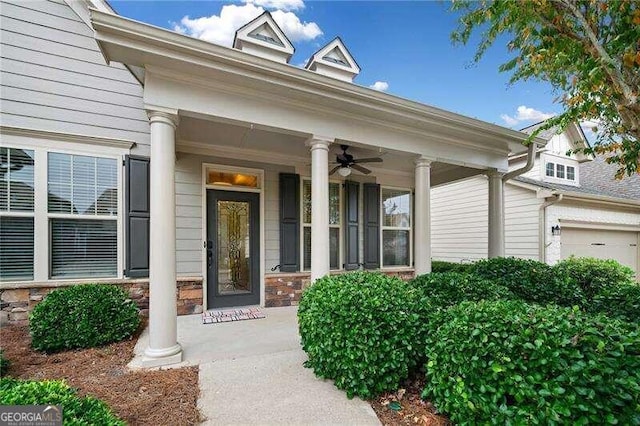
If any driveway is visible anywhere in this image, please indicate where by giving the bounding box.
[130,306,380,425]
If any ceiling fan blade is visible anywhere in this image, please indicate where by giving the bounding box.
[352,157,383,164]
[329,165,341,175]
[351,164,372,175]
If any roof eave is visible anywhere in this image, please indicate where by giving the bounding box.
[90,9,531,155]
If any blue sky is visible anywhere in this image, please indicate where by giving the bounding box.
[110,0,561,129]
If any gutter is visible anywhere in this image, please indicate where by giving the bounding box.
[539,193,564,262]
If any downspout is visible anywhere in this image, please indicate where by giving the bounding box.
[539,193,564,262]
[502,142,537,182]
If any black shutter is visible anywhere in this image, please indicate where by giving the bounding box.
[125,155,150,278]
[279,173,300,272]
[344,180,359,270]
[363,183,380,270]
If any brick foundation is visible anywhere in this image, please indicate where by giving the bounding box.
[264,269,415,308]
[0,277,203,326]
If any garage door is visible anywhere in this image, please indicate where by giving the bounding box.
[561,228,639,277]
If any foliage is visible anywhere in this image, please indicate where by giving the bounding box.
[588,281,640,323]
[30,284,140,353]
[554,256,636,298]
[0,378,124,425]
[0,350,8,376]
[423,300,640,425]
[430,260,474,274]
[298,272,420,399]
[470,257,584,307]
[452,0,640,177]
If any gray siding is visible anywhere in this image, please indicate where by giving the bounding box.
[175,152,294,277]
[0,0,150,153]
[431,177,541,262]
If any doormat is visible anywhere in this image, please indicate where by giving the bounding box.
[202,307,266,324]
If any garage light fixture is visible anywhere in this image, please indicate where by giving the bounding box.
[551,225,561,236]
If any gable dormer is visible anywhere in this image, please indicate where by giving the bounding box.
[233,11,294,63]
[305,37,360,82]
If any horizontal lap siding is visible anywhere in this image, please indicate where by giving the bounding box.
[432,177,542,262]
[431,177,488,262]
[174,153,294,277]
[0,1,149,153]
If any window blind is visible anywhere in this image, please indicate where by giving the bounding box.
[0,217,34,281]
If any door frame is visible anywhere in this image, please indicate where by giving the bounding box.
[201,163,265,310]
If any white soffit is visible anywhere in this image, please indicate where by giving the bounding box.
[233,11,294,63]
[305,37,360,82]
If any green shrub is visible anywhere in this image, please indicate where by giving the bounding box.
[470,257,584,307]
[588,282,640,323]
[410,272,514,308]
[298,272,420,399]
[0,378,124,425]
[431,260,474,274]
[30,284,140,353]
[554,256,636,298]
[423,300,640,425]
[0,350,8,376]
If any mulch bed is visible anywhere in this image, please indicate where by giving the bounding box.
[0,323,201,425]
[370,375,449,426]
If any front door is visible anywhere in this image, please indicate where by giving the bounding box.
[206,190,260,308]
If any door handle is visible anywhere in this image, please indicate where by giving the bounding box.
[207,240,213,269]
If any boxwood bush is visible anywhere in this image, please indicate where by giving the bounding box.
[431,260,474,274]
[554,256,636,298]
[410,272,514,308]
[588,282,640,323]
[470,257,584,307]
[0,378,124,425]
[298,272,420,399]
[30,284,141,353]
[423,300,640,425]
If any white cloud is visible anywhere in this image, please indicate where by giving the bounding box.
[369,81,389,92]
[244,0,304,11]
[500,105,555,127]
[173,3,321,47]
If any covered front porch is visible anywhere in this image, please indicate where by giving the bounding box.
[91,9,532,367]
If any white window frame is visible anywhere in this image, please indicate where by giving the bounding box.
[0,147,36,282]
[542,153,580,186]
[0,135,127,285]
[300,178,343,272]
[380,186,413,269]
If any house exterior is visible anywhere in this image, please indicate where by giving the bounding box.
[432,121,640,277]
[0,0,537,367]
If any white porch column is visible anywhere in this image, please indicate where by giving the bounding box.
[308,137,332,282]
[143,109,182,367]
[414,158,432,275]
[488,170,505,258]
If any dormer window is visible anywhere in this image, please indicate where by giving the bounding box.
[233,12,294,63]
[545,161,576,182]
[305,37,361,82]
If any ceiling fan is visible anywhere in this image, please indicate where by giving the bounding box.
[329,145,383,176]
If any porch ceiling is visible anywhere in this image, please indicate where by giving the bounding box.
[177,115,483,186]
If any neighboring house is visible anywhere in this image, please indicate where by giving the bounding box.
[432,121,640,277]
[1,0,537,367]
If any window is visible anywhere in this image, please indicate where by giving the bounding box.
[545,162,555,177]
[567,166,575,181]
[556,164,565,179]
[302,179,341,270]
[207,170,259,188]
[381,188,411,267]
[48,153,118,278]
[0,148,35,281]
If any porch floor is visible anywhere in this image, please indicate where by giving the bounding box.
[129,307,380,425]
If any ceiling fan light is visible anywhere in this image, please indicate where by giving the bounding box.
[337,166,352,177]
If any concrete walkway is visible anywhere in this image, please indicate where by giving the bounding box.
[130,307,380,426]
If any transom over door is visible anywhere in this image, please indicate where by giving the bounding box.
[206,190,260,308]
[561,228,639,278]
